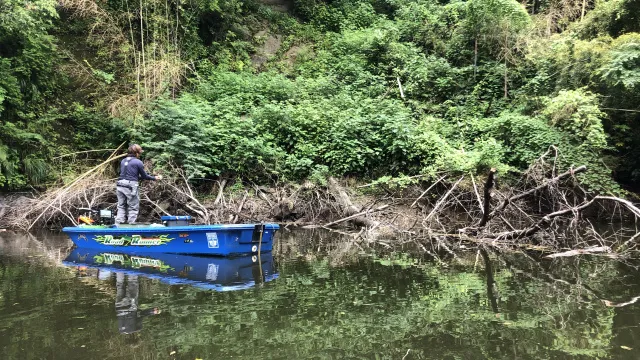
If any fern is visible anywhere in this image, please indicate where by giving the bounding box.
[23,157,49,185]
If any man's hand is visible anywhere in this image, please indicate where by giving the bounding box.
[155,175,163,180]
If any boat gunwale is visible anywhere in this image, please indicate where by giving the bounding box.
[62,223,280,233]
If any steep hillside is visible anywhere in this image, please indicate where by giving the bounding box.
[1,0,639,194]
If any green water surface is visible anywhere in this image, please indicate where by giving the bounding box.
[1,230,640,359]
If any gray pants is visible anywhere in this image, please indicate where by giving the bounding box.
[116,180,139,224]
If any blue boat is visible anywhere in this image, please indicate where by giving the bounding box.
[62,248,278,291]
[62,216,279,256]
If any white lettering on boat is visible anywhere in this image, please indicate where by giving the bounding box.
[130,235,163,246]
[101,235,125,246]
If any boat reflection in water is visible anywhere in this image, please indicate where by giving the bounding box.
[63,249,278,334]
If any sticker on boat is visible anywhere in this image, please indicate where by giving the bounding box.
[94,234,173,246]
[206,232,219,248]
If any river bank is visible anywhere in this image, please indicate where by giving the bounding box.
[2,161,640,261]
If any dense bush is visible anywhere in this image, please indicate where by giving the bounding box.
[3,0,638,195]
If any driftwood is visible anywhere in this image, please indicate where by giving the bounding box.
[410,175,446,208]
[424,176,463,223]
[486,165,587,225]
[544,246,613,258]
[320,204,390,228]
[254,185,273,207]
[231,191,248,223]
[489,195,640,241]
[328,177,379,228]
[27,149,127,230]
[393,158,640,259]
[214,179,227,206]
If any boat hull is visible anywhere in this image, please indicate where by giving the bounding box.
[62,224,279,255]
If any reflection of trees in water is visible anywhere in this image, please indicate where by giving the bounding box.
[129,250,632,359]
[479,250,622,358]
[274,228,418,266]
[274,228,364,264]
[4,232,640,359]
[0,231,72,264]
[269,229,635,358]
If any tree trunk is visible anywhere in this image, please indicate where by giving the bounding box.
[474,37,478,81]
[504,59,508,98]
[477,168,496,227]
[531,0,536,15]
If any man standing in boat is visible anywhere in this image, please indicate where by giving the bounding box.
[116,144,162,224]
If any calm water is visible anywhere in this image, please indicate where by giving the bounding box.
[2,229,640,359]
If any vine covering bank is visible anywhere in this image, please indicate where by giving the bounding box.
[1,0,639,194]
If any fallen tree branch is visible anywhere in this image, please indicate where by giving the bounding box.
[492,195,640,242]
[603,295,640,308]
[321,204,390,228]
[254,185,273,207]
[231,191,248,223]
[544,246,613,258]
[424,176,463,223]
[470,174,483,213]
[486,165,587,225]
[27,145,126,230]
[328,177,379,228]
[142,193,171,216]
[619,232,640,251]
[410,175,446,208]
[214,179,227,205]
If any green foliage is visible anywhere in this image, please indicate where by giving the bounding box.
[0,0,60,188]
[542,89,608,151]
[0,0,635,194]
[599,34,640,90]
[142,94,281,180]
[574,0,640,38]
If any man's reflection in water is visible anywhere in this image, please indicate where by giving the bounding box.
[113,272,161,334]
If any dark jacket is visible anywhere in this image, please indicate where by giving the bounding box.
[118,156,156,181]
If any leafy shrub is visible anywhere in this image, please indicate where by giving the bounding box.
[141,95,282,180]
[542,89,608,151]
